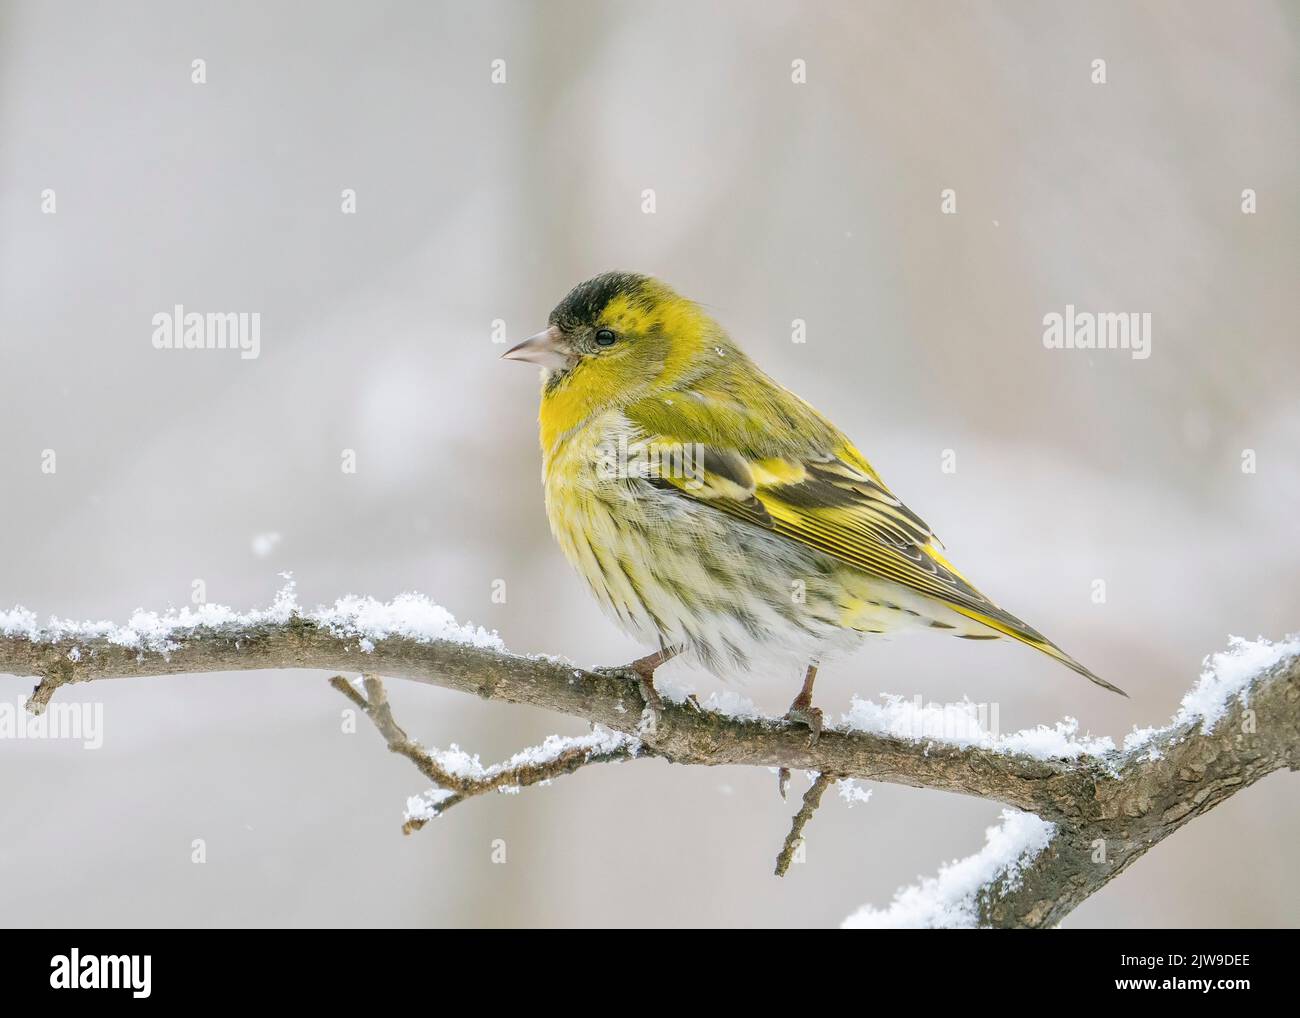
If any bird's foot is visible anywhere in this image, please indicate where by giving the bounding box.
[596,656,666,736]
[776,710,822,798]
[784,694,824,748]
[634,671,664,736]
[777,675,823,798]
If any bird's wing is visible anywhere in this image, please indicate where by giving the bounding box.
[624,390,1123,693]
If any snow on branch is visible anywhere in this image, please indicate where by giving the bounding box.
[843,809,1056,929]
[328,674,639,833]
[1,582,1296,928]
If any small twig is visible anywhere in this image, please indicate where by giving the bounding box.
[330,675,369,712]
[27,675,59,714]
[774,772,835,877]
[329,674,642,834]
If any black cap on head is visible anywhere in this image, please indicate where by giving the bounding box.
[549,272,652,330]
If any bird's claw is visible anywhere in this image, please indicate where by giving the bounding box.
[784,703,823,747]
[635,674,664,736]
[595,663,664,736]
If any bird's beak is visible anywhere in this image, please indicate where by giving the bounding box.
[501,326,573,370]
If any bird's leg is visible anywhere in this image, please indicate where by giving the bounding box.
[778,662,824,799]
[599,646,678,735]
[628,647,673,718]
[785,663,824,746]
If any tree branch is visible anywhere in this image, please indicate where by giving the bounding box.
[327,673,640,833]
[2,593,1295,927]
[774,771,835,877]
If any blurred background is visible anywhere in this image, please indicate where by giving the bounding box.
[1,0,1296,928]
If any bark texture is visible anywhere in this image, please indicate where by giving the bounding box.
[2,615,1295,927]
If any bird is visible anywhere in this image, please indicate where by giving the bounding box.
[503,271,1125,742]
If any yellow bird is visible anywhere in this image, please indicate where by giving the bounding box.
[504,272,1124,740]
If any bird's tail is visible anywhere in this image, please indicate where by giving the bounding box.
[950,605,1128,697]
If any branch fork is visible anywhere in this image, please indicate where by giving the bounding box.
[2,591,1295,927]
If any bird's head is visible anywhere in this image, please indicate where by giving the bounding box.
[502,272,722,407]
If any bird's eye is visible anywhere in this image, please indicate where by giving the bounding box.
[594,328,617,347]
